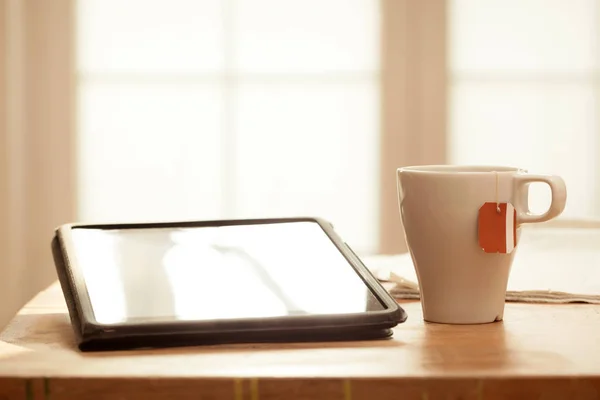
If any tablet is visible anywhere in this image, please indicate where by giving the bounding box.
[52,217,407,351]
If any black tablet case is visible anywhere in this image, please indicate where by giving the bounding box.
[51,217,407,351]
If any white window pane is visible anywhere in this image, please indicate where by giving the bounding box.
[235,0,379,73]
[232,82,379,253]
[450,0,598,74]
[78,82,223,221]
[77,0,223,74]
[450,82,599,218]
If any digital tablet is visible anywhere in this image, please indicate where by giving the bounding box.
[51,217,407,351]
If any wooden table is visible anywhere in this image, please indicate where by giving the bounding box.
[1,282,600,399]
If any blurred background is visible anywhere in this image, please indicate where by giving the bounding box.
[1,0,599,325]
[77,0,600,253]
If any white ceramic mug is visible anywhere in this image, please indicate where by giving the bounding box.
[397,165,567,324]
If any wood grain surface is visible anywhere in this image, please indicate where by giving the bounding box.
[1,282,600,399]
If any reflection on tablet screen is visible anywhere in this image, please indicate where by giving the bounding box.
[71,221,385,324]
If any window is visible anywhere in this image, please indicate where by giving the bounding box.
[76,0,381,253]
[76,0,598,258]
[449,0,600,219]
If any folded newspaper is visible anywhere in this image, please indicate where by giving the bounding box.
[363,224,600,304]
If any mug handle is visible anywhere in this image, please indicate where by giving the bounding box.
[514,174,567,224]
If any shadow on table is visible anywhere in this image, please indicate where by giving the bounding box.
[0,312,407,358]
[418,320,513,372]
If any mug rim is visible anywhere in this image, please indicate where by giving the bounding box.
[398,165,526,174]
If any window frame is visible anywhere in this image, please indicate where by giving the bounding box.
[0,0,76,327]
[379,0,448,254]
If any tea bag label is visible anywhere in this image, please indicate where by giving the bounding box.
[478,202,517,254]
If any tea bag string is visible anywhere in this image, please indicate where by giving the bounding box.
[495,171,500,213]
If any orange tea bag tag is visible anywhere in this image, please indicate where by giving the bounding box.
[478,202,517,253]
[478,171,517,254]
